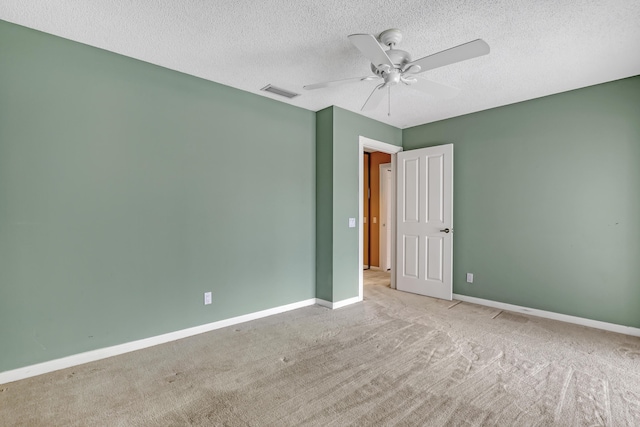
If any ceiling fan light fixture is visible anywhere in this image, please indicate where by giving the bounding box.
[260,84,300,99]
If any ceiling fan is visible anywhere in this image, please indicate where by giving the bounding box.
[304,29,490,115]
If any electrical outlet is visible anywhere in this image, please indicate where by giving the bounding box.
[466,273,474,283]
[204,292,212,305]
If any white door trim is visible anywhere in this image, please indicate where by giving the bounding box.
[359,136,403,300]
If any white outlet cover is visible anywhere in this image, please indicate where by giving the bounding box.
[348,218,356,228]
[204,292,212,305]
[466,273,474,283]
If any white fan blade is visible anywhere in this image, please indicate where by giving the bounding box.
[303,76,379,90]
[361,84,386,111]
[407,77,460,99]
[405,39,489,73]
[348,34,394,70]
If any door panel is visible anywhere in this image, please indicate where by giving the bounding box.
[396,144,453,300]
[403,158,419,223]
[403,235,419,278]
[426,155,444,223]
[426,236,444,281]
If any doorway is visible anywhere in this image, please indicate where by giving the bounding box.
[358,136,403,301]
[362,151,391,271]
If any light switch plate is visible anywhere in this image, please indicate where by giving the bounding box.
[204,292,212,305]
[348,218,356,228]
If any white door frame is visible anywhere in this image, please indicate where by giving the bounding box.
[379,162,392,272]
[358,136,403,301]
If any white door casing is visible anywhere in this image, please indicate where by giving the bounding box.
[396,144,453,300]
[379,163,392,271]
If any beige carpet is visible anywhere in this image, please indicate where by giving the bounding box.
[2,271,640,426]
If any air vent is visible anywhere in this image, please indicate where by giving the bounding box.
[260,84,300,99]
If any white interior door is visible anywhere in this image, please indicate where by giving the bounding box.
[396,144,453,300]
[379,163,392,271]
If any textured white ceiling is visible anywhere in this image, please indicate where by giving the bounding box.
[2,1,639,128]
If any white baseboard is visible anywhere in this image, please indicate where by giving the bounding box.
[363,265,382,271]
[316,296,362,310]
[453,294,640,338]
[0,298,317,385]
[18,294,630,385]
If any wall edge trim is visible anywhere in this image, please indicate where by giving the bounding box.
[453,294,640,337]
[0,298,317,385]
[316,296,362,310]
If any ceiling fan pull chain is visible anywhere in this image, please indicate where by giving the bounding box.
[388,85,391,116]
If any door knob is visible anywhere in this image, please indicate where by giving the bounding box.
[440,228,451,233]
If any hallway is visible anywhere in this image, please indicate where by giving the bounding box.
[363,269,390,287]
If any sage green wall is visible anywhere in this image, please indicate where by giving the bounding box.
[403,76,640,328]
[0,21,316,372]
[315,107,333,301]
[4,18,635,376]
[332,107,402,301]
[314,106,401,302]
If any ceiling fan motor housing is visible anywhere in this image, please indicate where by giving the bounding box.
[370,49,412,75]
